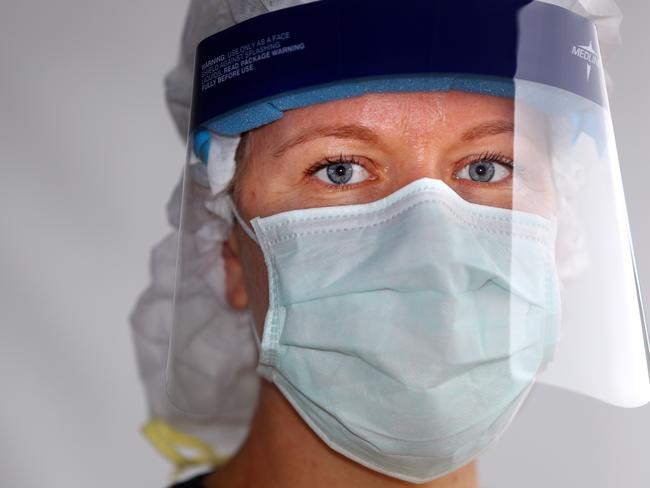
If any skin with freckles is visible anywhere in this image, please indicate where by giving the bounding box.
[208,91,553,488]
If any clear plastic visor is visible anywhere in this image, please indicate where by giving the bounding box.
[166,2,649,420]
[511,81,648,407]
[168,83,649,418]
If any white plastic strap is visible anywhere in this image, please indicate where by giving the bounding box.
[227,195,258,243]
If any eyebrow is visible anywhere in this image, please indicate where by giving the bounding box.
[271,119,514,158]
[272,124,380,158]
[460,120,514,142]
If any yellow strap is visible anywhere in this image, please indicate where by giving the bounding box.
[142,418,229,479]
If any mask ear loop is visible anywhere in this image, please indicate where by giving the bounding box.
[226,195,259,244]
[249,315,262,351]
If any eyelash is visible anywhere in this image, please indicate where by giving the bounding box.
[303,151,514,187]
[463,151,514,170]
[304,154,363,177]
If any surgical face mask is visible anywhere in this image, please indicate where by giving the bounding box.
[231,177,561,483]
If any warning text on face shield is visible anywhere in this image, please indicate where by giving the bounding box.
[200,32,306,91]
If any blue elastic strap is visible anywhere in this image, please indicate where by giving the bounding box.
[194,74,515,162]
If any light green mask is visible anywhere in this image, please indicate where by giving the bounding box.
[232,178,560,483]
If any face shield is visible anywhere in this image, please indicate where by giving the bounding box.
[160,0,648,482]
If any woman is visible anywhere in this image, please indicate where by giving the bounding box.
[132,1,649,487]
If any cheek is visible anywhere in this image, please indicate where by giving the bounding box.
[237,158,294,218]
[512,149,558,218]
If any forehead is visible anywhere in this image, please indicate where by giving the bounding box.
[251,91,515,141]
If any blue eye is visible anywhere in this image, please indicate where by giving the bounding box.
[314,160,370,186]
[456,159,512,183]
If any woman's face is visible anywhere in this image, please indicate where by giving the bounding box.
[226,91,553,329]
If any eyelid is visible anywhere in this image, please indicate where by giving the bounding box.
[304,154,364,176]
[305,154,383,180]
[453,152,513,174]
[469,151,513,166]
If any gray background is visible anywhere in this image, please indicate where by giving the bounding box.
[0,1,648,487]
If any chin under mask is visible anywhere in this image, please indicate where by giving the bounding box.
[231,178,560,483]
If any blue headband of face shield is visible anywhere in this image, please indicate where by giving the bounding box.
[189,0,606,162]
